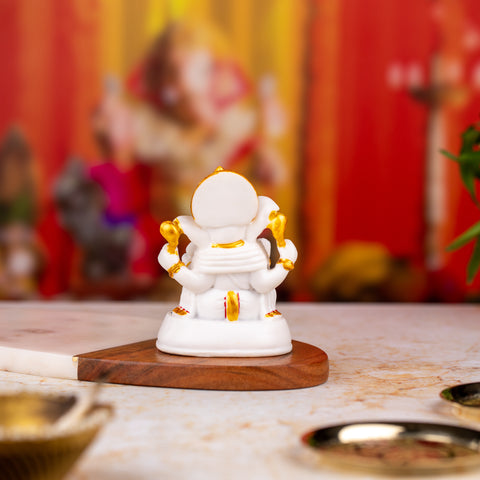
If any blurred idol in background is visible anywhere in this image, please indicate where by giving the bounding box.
[0,128,43,299]
[127,20,287,213]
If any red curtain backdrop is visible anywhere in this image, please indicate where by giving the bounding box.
[1,0,480,299]
[303,0,480,299]
[0,0,101,195]
[0,0,102,296]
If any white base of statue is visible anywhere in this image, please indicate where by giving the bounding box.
[156,312,293,357]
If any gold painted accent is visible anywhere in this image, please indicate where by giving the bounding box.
[168,261,185,278]
[211,239,245,249]
[265,310,281,318]
[278,258,294,271]
[173,306,188,316]
[268,211,287,248]
[225,291,239,321]
[160,219,183,254]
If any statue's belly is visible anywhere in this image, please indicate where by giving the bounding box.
[196,288,260,320]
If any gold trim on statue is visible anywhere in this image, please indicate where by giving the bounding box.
[211,240,245,249]
[225,291,239,321]
[168,261,185,278]
[265,310,282,318]
[278,258,294,271]
[173,306,189,316]
[160,219,183,254]
[268,211,287,248]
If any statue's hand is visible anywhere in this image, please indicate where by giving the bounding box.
[277,239,298,264]
[250,238,298,293]
[158,244,180,271]
[158,243,214,293]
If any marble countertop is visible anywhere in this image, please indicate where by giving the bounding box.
[0,302,479,480]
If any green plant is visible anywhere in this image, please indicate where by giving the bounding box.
[441,123,480,283]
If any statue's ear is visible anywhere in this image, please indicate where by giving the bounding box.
[257,196,280,218]
[176,216,210,247]
[246,196,279,241]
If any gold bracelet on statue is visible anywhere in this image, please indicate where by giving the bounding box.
[277,258,294,271]
[168,261,185,278]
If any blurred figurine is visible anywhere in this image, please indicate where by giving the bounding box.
[90,79,163,284]
[127,21,287,214]
[311,242,427,302]
[54,158,131,281]
[0,128,42,299]
[156,167,297,357]
[0,225,40,299]
[53,79,161,296]
[90,78,151,229]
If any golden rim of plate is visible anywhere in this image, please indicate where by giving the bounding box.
[301,421,480,474]
[440,382,480,421]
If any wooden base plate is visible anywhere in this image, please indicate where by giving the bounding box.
[76,340,329,391]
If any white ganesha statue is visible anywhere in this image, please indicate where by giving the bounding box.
[156,167,298,357]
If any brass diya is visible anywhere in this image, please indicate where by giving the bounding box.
[301,421,480,475]
[440,382,480,421]
[0,391,112,480]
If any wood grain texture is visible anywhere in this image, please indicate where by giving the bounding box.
[76,340,328,391]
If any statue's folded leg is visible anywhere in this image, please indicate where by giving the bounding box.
[173,288,196,318]
[259,290,278,318]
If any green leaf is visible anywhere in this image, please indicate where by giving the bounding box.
[440,148,480,205]
[459,164,479,205]
[447,220,480,251]
[460,126,480,154]
[467,236,480,284]
[440,149,460,162]
[458,152,480,163]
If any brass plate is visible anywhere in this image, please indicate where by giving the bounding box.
[301,421,480,474]
[441,383,480,421]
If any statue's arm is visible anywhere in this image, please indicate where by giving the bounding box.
[250,239,297,293]
[158,245,214,293]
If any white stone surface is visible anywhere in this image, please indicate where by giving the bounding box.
[0,303,479,480]
[0,303,166,378]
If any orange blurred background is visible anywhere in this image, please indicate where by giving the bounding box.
[1,0,480,302]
